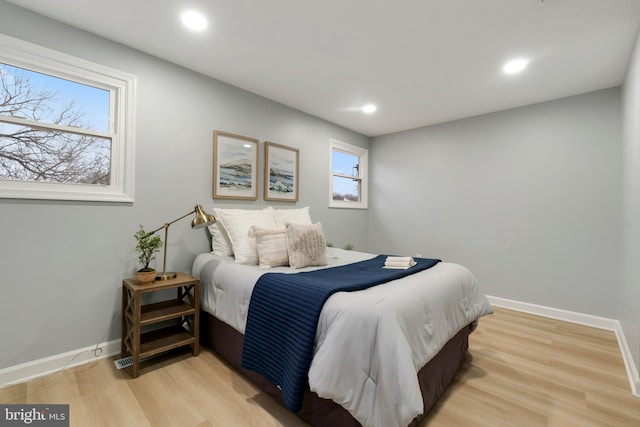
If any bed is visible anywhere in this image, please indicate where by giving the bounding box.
[190,207,492,427]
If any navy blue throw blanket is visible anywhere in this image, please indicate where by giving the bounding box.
[241,254,441,412]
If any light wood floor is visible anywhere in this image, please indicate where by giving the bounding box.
[1,307,638,426]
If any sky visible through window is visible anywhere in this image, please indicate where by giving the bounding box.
[0,63,110,132]
[332,149,359,197]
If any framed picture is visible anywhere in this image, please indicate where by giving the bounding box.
[212,131,259,200]
[264,141,299,202]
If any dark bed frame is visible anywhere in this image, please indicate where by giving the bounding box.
[201,310,472,427]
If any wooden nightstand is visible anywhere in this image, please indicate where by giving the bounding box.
[121,272,200,378]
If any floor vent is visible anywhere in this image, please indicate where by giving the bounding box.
[114,354,158,369]
[114,356,133,369]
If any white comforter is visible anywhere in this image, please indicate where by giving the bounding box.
[191,248,492,427]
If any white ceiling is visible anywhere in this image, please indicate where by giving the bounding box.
[6,0,640,137]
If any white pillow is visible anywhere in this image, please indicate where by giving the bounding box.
[215,207,277,265]
[251,226,288,269]
[273,206,312,227]
[286,222,328,269]
[208,212,233,256]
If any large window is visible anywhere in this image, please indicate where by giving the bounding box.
[0,34,136,202]
[330,139,368,209]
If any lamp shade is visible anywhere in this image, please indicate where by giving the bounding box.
[191,204,216,229]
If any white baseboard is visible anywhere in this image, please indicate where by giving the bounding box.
[614,324,640,399]
[0,339,120,387]
[486,296,622,329]
[487,296,640,399]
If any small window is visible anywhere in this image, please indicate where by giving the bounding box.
[0,34,136,202]
[330,139,368,209]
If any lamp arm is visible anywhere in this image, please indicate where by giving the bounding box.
[163,208,198,228]
[142,208,197,238]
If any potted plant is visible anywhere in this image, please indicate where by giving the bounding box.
[133,225,163,284]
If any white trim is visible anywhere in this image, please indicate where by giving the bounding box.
[0,33,136,203]
[0,339,120,387]
[615,323,640,399]
[487,296,640,398]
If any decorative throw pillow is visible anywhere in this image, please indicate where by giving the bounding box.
[273,206,312,227]
[251,226,289,269]
[215,207,277,265]
[286,222,328,269]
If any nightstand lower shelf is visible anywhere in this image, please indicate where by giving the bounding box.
[138,325,196,359]
[140,300,195,325]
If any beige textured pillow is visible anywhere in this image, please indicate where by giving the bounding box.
[251,226,289,269]
[286,222,328,269]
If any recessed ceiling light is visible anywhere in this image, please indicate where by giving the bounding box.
[362,104,377,113]
[182,11,207,31]
[503,59,528,75]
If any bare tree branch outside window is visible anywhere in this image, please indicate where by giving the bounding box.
[0,64,111,185]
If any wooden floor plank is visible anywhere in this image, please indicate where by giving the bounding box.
[1,307,638,426]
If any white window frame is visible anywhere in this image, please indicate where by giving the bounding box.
[0,34,136,202]
[329,138,368,209]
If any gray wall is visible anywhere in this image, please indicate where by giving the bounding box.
[0,2,369,369]
[622,28,640,380]
[370,88,623,319]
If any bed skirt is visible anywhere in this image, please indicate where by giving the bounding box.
[201,310,471,427]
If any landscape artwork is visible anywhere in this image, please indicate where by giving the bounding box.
[264,141,299,202]
[213,131,258,200]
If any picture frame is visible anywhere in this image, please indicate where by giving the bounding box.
[264,141,299,202]
[212,131,259,200]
